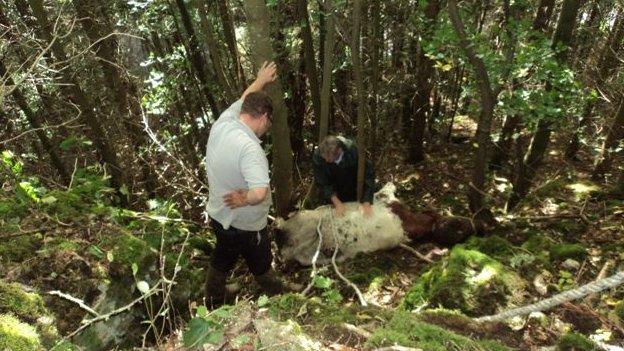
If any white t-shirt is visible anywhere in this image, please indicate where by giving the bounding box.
[205,99,272,230]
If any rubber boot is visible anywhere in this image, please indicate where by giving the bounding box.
[255,269,303,296]
[204,266,227,304]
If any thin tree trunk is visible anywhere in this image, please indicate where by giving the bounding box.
[0,59,70,184]
[409,0,441,164]
[448,0,497,223]
[243,0,294,217]
[351,0,367,201]
[296,0,322,125]
[216,0,245,90]
[318,0,335,143]
[593,100,624,178]
[172,0,221,117]
[72,0,157,197]
[28,0,127,200]
[507,0,581,211]
[197,1,236,102]
[369,0,381,152]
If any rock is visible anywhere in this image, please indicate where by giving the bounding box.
[253,316,323,351]
[561,259,581,271]
[533,271,553,296]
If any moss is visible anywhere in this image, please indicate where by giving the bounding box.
[367,310,510,351]
[550,243,587,261]
[0,314,41,351]
[0,281,48,322]
[402,246,525,316]
[100,232,156,277]
[522,234,554,254]
[615,300,624,322]
[556,332,599,351]
[268,293,357,332]
[548,220,588,236]
[0,233,42,263]
[534,178,567,198]
[0,199,27,219]
[465,235,516,259]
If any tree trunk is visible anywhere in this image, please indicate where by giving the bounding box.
[197,0,237,102]
[172,0,221,117]
[351,0,367,201]
[448,0,497,223]
[27,0,127,201]
[369,0,381,152]
[533,0,556,33]
[409,0,441,164]
[72,0,157,197]
[296,0,322,125]
[318,0,335,143]
[0,59,70,184]
[593,100,624,178]
[243,0,294,217]
[507,0,581,211]
[216,0,246,90]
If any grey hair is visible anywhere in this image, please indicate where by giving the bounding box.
[319,136,340,158]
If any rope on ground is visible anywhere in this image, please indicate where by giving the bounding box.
[475,270,624,323]
[302,212,325,296]
[328,210,368,306]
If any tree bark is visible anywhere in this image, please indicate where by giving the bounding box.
[243,0,294,217]
[507,0,581,211]
[448,0,497,223]
[318,0,335,143]
[296,0,322,125]
[369,0,381,152]
[593,100,624,178]
[216,0,245,91]
[27,0,127,200]
[351,0,367,201]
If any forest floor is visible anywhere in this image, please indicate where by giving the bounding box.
[1,121,624,350]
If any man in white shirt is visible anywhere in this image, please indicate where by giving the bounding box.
[205,62,296,303]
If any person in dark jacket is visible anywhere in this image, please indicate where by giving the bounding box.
[312,135,376,217]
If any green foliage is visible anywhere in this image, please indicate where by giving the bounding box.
[464,235,516,259]
[0,233,42,263]
[556,332,599,351]
[0,280,48,321]
[402,246,525,316]
[182,305,233,348]
[100,232,156,277]
[267,293,356,330]
[367,310,510,351]
[549,243,587,262]
[312,275,343,304]
[0,314,41,351]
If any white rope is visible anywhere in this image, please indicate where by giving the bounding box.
[328,210,368,306]
[301,212,325,296]
[475,270,624,323]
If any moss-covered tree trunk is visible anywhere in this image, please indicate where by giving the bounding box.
[296,0,321,126]
[216,0,245,91]
[243,0,294,217]
[369,0,381,153]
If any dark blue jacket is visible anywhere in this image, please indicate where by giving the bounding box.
[312,137,375,204]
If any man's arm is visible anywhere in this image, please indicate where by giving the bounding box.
[223,187,268,208]
[241,61,277,100]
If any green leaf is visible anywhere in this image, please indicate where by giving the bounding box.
[196,305,208,318]
[88,245,105,259]
[183,317,212,348]
[257,295,269,307]
[106,251,114,262]
[137,281,150,294]
[40,196,57,204]
[132,263,138,276]
[313,275,332,289]
[119,184,130,196]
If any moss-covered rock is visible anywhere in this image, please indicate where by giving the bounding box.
[556,332,599,351]
[0,233,42,263]
[367,310,510,351]
[465,235,516,259]
[403,246,525,316]
[0,281,48,322]
[100,231,157,277]
[550,243,587,261]
[0,314,41,351]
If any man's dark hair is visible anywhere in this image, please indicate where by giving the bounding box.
[241,91,273,119]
